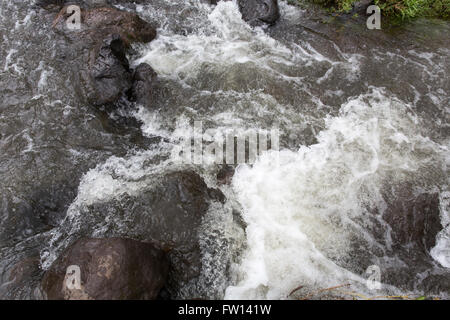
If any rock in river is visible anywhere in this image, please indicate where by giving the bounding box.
[237,0,280,26]
[50,5,157,106]
[209,0,280,26]
[42,238,169,300]
[47,170,226,299]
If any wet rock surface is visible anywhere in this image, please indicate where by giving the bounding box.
[209,0,280,26]
[346,183,447,294]
[47,171,226,298]
[52,5,157,44]
[0,0,159,299]
[237,0,280,26]
[378,185,447,294]
[86,34,133,106]
[0,254,42,299]
[36,1,147,10]
[50,5,156,106]
[42,237,168,300]
[382,186,442,253]
[130,63,158,108]
[351,0,374,14]
[0,1,158,244]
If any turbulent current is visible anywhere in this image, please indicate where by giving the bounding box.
[0,0,449,299]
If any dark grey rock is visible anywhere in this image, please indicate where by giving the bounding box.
[237,0,280,26]
[130,63,158,108]
[51,5,157,106]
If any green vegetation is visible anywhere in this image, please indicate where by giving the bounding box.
[287,0,354,12]
[375,0,450,20]
[288,0,450,21]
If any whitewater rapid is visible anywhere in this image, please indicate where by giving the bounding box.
[31,0,450,299]
[225,88,448,299]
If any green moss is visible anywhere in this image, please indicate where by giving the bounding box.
[375,0,450,20]
[288,0,351,11]
[289,0,450,20]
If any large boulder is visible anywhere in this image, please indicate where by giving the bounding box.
[237,0,280,26]
[50,5,157,106]
[50,171,226,298]
[89,171,225,298]
[41,238,169,300]
[59,6,157,44]
[209,0,280,26]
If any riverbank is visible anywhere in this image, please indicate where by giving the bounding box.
[289,0,449,23]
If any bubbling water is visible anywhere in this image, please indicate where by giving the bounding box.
[225,88,448,299]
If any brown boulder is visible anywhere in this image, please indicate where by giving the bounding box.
[52,171,226,298]
[42,238,169,300]
[237,0,280,26]
[50,5,157,107]
[52,6,156,45]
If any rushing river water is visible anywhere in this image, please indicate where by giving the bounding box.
[0,0,449,299]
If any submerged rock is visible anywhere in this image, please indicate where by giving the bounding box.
[382,186,442,254]
[217,165,235,185]
[373,184,447,294]
[130,63,158,108]
[42,238,169,300]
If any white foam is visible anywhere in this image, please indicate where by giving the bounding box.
[134,1,359,87]
[75,150,167,206]
[225,88,447,299]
